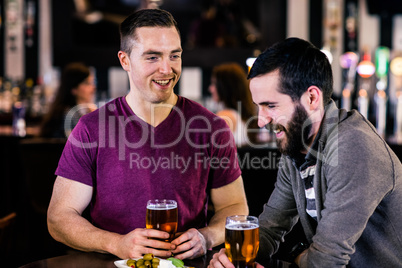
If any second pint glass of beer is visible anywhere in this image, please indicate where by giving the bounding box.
[225,215,259,268]
[146,199,178,242]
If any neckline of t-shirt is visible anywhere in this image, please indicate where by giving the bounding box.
[121,95,182,130]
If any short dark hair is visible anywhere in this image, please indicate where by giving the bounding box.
[248,38,333,105]
[119,9,180,54]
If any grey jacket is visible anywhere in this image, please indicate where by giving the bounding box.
[257,100,402,267]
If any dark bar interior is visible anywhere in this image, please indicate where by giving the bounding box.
[1,0,402,267]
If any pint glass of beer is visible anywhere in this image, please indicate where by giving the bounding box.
[146,199,178,242]
[225,215,259,268]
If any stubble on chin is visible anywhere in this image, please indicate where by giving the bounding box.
[276,135,287,155]
[275,104,311,159]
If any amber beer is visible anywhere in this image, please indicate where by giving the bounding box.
[146,200,178,242]
[225,216,259,268]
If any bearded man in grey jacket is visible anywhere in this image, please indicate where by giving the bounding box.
[208,38,402,268]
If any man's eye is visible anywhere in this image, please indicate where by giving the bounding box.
[268,105,276,109]
[147,56,158,61]
[171,54,181,60]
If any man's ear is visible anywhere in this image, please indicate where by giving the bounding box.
[118,51,130,71]
[305,86,322,110]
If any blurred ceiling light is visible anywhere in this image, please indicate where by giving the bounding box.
[321,48,333,64]
[246,57,256,72]
[340,52,358,69]
[390,57,402,77]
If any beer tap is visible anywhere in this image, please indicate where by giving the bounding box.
[356,49,375,119]
[340,51,359,111]
[374,47,390,138]
[390,56,402,143]
[375,47,390,91]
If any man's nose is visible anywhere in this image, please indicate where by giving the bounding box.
[257,109,273,128]
[159,59,173,74]
[258,116,272,128]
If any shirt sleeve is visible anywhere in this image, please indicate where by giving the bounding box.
[255,156,300,266]
[55,117,98,186]
[208,117,242,189]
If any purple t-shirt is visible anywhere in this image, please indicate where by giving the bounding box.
[56,96,241,234]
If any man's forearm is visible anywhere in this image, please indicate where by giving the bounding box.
[199,202,249,249]
[47,210,120,255]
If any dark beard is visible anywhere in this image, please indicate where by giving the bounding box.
[276,104,312,159]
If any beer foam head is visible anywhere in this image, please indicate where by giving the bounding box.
[147,200,177,210]
[225,223,259,230]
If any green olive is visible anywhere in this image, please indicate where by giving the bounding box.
[152,258,160,264]
[136,259,144,266]
[143,253,154,261]
[145,260,152,267]
[138,265,146,268]
[126,259,136,267]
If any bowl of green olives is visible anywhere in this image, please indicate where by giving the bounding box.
[114,253,185,268]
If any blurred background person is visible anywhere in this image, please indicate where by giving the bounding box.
[39,62,97,138]
[209,62,258,147]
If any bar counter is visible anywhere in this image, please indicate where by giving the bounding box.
[18,250,294,268]
[19,250,215,268]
